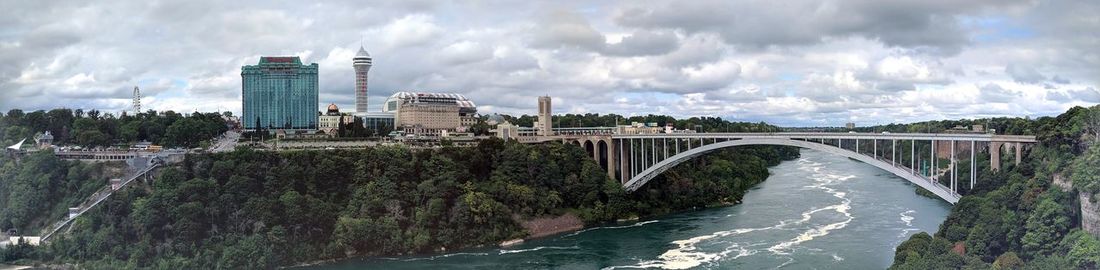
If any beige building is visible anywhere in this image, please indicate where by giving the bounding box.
[318,104,355,136]
[385,92,477,136]
[616,122,664,134]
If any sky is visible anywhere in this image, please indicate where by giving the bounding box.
[1,0,1098,127]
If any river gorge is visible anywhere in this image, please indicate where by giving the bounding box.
[310,149,953,269]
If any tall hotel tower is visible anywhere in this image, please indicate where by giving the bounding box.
[241,56,319,130]
[353,46,372,113]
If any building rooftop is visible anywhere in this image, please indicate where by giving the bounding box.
[355,46,371,58]
[388,91,476,109]
[259,56,302,64]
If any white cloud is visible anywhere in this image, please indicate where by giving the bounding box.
[375,14,442,49]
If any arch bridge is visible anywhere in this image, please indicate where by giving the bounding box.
[562,132,1037,204]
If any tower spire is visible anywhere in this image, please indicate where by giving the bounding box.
[353,44,372,113]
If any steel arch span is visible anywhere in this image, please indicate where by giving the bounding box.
[621,138,962,204]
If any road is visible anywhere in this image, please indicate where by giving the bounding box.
[210,130,241,153]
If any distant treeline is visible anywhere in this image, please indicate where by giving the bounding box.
[494,113,780,133]
[0,109,228,149]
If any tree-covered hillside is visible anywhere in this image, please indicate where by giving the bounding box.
[890,105,1100,269]
[0,152,119,235]
[1,138,797,269]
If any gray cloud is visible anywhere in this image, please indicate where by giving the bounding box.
[613,0,1030,55]
[529,10,606,51]
[1066,87,1100,103]
[1052,75,1071,84]
[0,0,1097,127]
[1005,63,1046,84]
[978,83,1020,103]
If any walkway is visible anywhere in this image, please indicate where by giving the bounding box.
[39,157,162,242]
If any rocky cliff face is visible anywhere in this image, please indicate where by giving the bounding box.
[1080,192,1100,236]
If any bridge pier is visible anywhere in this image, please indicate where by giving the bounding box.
[1016,142,1022,166]
[991,142,1002,171]
[911,140,915,175]
[951,140,956,193]
[931,139,936,182]
[606,139,616,181]
[971,141,976,189]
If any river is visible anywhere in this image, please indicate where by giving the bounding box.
[309,149,953,269]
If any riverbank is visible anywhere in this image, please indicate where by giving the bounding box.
[518,213,585,240]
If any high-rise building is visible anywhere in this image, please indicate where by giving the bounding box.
[353,46,372,113]
[537,96,552,136]
[241,56,319,130]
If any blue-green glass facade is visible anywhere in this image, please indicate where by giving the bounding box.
[241,56,319,130]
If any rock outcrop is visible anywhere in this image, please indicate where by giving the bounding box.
[1080,192,1100,236]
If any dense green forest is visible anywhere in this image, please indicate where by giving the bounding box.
[11,105,1100,269]
[0,109,229,148]
[890,105,1100,269]
[0,152,120,235]
[1,138,796,268]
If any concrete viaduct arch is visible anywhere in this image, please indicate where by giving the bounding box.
[564,136,617,177]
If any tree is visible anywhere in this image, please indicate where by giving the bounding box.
[119,121,141,142]
[337,115,346,137]
[1067,233,1100,269]
[1021,197,1071,258]
[1085,106,1100,142]
[992,252,1023,269]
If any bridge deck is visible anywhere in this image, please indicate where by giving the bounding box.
[611,132,1036,143]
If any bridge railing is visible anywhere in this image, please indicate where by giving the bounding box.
[611,132,1037,143]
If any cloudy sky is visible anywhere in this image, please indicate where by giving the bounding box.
[2,0,1098,126]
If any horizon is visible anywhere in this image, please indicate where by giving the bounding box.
[3,1,1098,127]
[0,105,1059,130]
